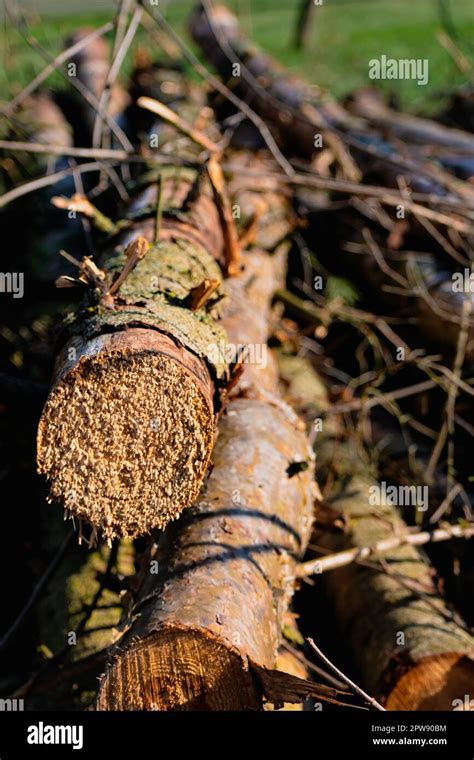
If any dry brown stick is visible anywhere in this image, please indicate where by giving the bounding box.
[297,522,474,577]
[232,166,474,215]
[425,299,472,485]
[437,30,474,76]
[0,160,106,208]
[0,139,197,165]
[138,96,241,275]
[3,140,474,215]
[138,95,221,153]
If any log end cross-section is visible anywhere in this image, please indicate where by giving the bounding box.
[37,327,216,541]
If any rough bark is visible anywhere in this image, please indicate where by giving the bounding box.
[278,353,474,711]
[37,152,232,540]
[95,379,316,710]
[190,3,340,158]
[94,152,323,711]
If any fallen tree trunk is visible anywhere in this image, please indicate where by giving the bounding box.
[37,126,233,539]
[346,87,474,154]
[190,3,343,157]
[190,3,467,197]
[95,253,319,710]
[278,353,474,710]
[94,150,336,711]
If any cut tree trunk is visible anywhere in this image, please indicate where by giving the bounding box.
[189,3,339,157]
[94,259,321,709]
[94,152,329,711]
[278,353,474,710]
[37,143,232,540]
[346,88,474,154]
[190,3,469,197]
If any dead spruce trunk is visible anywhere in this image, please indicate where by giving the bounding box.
[94,155,324,710]
[278,353,474,711]
[37,164,230,541]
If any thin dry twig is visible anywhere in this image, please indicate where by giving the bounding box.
[5,3,133,151]
[307,638,385,711]
[297,521,474,577]
[0,529,74,653]
[0,160,106,207]
[92,4,142,148]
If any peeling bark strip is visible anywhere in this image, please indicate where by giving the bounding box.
[37,164,231,541]
[278,354,474,711]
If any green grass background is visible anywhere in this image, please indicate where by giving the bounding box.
[1,0,473,112]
